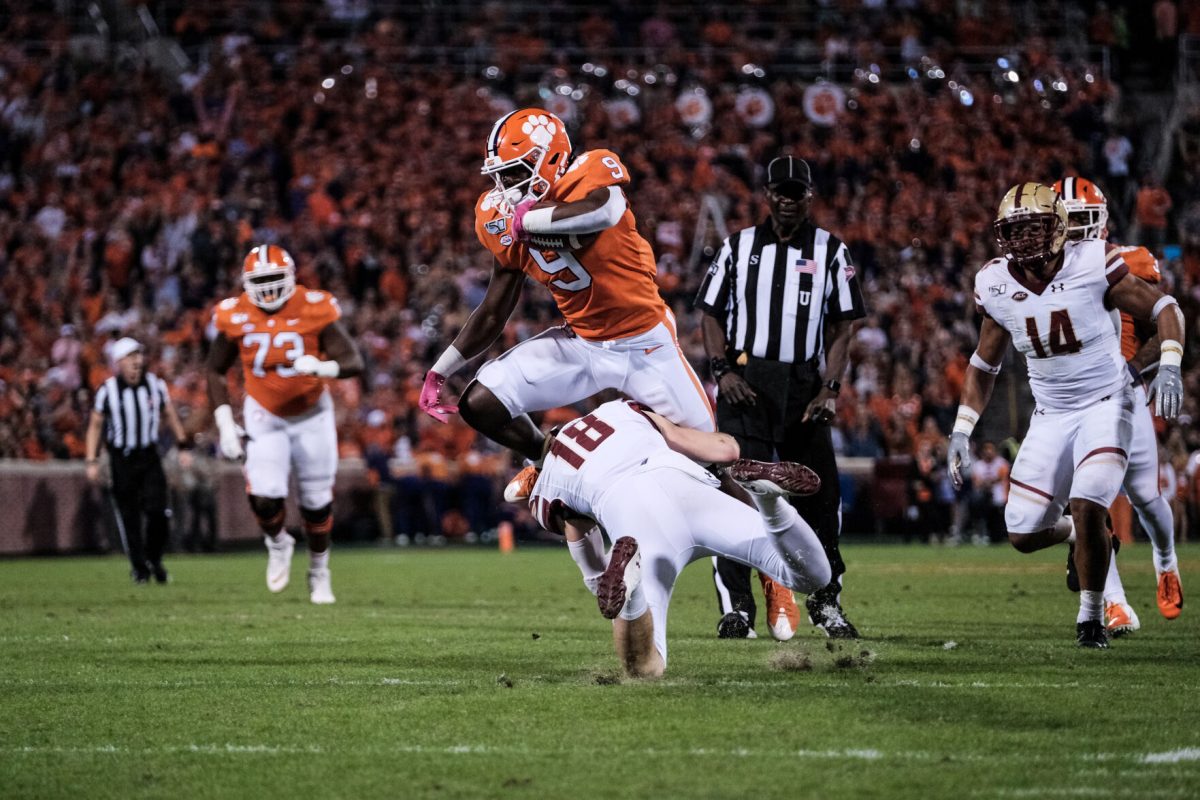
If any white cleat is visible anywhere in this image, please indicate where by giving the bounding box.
[265,532,295,593]
[308,568,336,605]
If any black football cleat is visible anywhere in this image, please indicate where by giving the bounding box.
[717,612,752,639]
[805,591,860,639]
[1076,620,1110,649]
[149,562,169,585]
[597,537,641,620]
[729,459,821,497]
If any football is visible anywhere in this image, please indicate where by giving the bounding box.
[527,230,599,251]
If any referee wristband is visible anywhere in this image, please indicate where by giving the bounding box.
[952,406,979,437]
[1161,340,1184,369]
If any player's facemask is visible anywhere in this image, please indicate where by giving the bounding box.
[245,270,296,311]
[994,215,1066,277]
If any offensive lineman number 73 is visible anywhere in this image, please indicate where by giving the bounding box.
[244,331,305,377]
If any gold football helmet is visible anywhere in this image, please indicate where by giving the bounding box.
[993,182,1068,277]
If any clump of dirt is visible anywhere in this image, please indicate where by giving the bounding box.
[769,650,814,672]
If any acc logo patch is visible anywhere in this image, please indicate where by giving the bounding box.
[484,218,508,235]
[1012,291,1028,302]
[500,234,513,246]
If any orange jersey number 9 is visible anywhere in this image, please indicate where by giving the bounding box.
[530,249,593,291]
[245,331,306,378]
[601,156,624,180]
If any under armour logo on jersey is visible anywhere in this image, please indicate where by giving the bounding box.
[1051,283,1066,292]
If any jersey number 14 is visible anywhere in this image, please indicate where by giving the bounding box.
[1025,310,1081,358]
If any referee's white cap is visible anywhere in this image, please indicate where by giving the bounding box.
[111,337,143,362]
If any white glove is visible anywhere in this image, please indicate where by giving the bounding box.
[1148,363,1183,419]
[947,432,971,490]
[292,354,340,378]
[213,404,245,461]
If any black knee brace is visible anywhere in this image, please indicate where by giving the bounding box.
[249,495,286,535]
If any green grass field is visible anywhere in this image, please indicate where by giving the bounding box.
[1,543,1198,799]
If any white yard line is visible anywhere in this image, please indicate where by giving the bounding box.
[4,743,1200,769]
[1141,748,1200,764]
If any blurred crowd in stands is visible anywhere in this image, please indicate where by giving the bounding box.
[4,0,1200,542]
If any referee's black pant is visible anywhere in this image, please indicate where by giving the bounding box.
[107,447,170,579]
[713,357,845,626]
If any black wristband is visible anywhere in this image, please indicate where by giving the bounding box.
[824,379,842,394]
[710,357,730,380]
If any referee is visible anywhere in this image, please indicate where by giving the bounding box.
[694,156,866,639]
[85,338,189,584]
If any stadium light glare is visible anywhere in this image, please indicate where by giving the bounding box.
[1005,70,1019,83]
[322,78,335,89]
[341,65,353,75]
[959,89,974,106]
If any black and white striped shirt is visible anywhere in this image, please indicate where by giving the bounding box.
[695,221,867,363]
[94,374,169,453]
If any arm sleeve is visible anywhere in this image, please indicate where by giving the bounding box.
[522,186,626,234]
[693,238,733,318]
[824,242,867,322]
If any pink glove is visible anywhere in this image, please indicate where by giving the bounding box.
[419,370,459,423]
[510,198,537,243]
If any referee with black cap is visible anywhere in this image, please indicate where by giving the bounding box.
[85,338,189,584]
[695,155,867,639]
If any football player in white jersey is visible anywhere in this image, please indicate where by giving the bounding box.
[947,183,1184,648]
[525,400,832,677]
[1053,176,1183,632]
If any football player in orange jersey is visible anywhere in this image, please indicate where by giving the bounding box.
[1054,177,1183,627]
[420,108,713,448]
[207,245,363,604]
[418,108,804,634]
